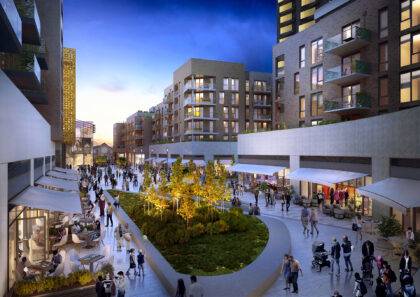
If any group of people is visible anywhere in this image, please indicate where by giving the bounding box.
[300,206,319,236]
[95,271,126,297]
[281,254,303,294]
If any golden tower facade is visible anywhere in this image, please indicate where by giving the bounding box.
[63,48,76,145]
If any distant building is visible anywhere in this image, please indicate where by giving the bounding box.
[66,120,96,167]
[93,143,113,163]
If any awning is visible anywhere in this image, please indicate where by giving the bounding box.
[10,186,82,213]
[215,159,232,166]
[144,157,155,162]
[286,168,368,187]
[357,178,420,214]
[154,158,166,163]
[47,170,79,181]
[181,159,207,167]
[53,167,77,175]
[229,163,285,176]
[164,158,178,165]
[35,176,79,192]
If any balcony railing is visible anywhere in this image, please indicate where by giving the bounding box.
[183,96,215,107]
[15,0,41,45]
[325,26,371,56]
[184,113,218,121]
[1,50,41,85]
[253,85,272,92]
[325,60,370,85]
[0,0,22,52]
[253,100,272,107]
[253,114,272,121]
[324,92,371,114]
[183,81,215,92]
[185,128,217,135]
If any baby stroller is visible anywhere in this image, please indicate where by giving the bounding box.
[361,256,374,286]
[398,271,416,297]
[311,241,330,272]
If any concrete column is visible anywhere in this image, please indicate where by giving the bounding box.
[43,157,46,176]
[371,156,391,219]
[30,159,34,186]
[0,163,8,297]
[289,155,300,195]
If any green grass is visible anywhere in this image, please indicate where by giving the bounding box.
[107,190,269,275]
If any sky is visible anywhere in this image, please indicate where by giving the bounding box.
[64,0,276,145]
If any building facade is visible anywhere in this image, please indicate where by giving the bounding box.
[150,58,272,161]
[125,111,153,165]
[93,143,113,164]
[113,122,126,160]
[65,120,95,167]
[62,47,76,146]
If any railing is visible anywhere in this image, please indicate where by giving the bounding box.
[254,100,272,106]
[324,92,371,111]
[1,51,41,82]
[185,128,215,134]
[253,114,272,120]
[1,0,22,44]
[15,0,40,35]
[325,60,370,82]
[183,81,215,92]
[253,86,272,92]
[183,96,215,106]
[325,26,371,53]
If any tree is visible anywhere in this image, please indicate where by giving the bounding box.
[177,189,196,227]
[169,158,183,212]
[143,163,152,189]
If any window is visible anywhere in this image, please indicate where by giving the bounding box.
[280,13,292,23]
[342,21,360,41]
[231,78,239,91]
[400,70,420,103]
[219,92,225,105]
[311,92,323,116]
[401,0,420,31]
[299,96,305,119]
[246,80,249,92]
[231,107,239,119]
[311,65,323,90]
[231,93,239,105]
[279,2,292,13]
[294,73,300,94]
[299,45,305,68]
[300,7,315,19]
[342,53,360,76]
[379,43,388,72]
[246,94,249,105]
[223,78,229,90]
[342,84,360,107]
[276,55,285,76]
[400,33,420,67]
[223,121,229,133]
[311,119,322,126]
[301,0,315,6]
[379,77,389,107]
[379,9,388,38]
[311,38,323,64]
[280,24,293,34]
[299,20,315,32]
[223,107,229,118]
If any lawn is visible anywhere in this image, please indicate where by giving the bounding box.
[107,189,269,275]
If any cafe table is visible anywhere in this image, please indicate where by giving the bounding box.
[30,261,53,275]
[79,254,104,272]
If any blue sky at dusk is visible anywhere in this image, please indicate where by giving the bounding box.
[64,0,276,144]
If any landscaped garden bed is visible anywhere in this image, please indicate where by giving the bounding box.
[108,160,268,275]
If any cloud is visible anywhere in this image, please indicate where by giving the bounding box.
[97,81,126,93]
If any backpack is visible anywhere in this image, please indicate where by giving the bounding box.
[359,280,367,296]
[103,280,112,294]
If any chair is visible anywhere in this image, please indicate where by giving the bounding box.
[71,233,85,249]
[53,228,69,248]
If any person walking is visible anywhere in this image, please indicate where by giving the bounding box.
[375,277,387,297]
[285,192,291,212]
[353,273,367,297]
[104,174,109,186]
[399,250,412,285]
[114,224,124,252]
[113,194,120,209]
[95,275,106,297]
[102,275,113,297]
[281,254,291,291]
[175,279,186,297]
[254,188,259,205]
[126,249,137,276]
[301,206,310,236]
[115,271,125,297]
[137,249,145,276]
[289,255,302,294]
[354,214,363,243]
[98,194,106,217]
[280,192,286,211]
[341,235,354,272]
[189,275,204,297]
[309,208,319,235]
[105,202,114,227]
[329,237,341,276]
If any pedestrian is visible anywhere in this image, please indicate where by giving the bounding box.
[126,249,137,276]
[361,239,374,261]
[115,271,125,297]
[399,250,412,284]
[99,194,106,217]
[95,275,105,297]
[254,188,259,205]
[301,206,310,236]
[125,180,130,192]
[137,249,145,276]
[382,261,397,296]
[104,174,109,186]
[309,208,319,235]
[102,275,113,297]
[113,194,120,209]
[289,255,302,294]
[114,224,124,252]
[353,214,363,242]
[280,192,286,211]
[285,192,291,212]
[353,273,367,297]
[375,277,387,297]
[189,275,204,297]
[331,290,343,297]
[329,237,341,276]
[341,235,353,272]
[280,254,291,291]
[175,278,186,297]
[105,202,114,227]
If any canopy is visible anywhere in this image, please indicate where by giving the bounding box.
[357,178,420,214]
[10,186,82,213]
[286,168,368,187]
[47,170,79,181]
[154,158,166,163]
[53,167,77,175]
[229,163,285,176]
[181,159,206,167]
[164,158,178,165]
[144,157,155,162]
[215,159,232,166]
[35,176,79,192]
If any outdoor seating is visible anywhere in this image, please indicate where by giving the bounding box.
[52,228,68,248]
[71,233,86,249]
[322,204,331,215]
[333,208,345,219]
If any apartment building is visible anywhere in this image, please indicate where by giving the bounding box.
[0,0,65,165]
[150,58,272,161]
[0,0,65,294]
[66,120,96,167]
[93,143,113,163]
[113,122,126,160]
[238,0,420,231]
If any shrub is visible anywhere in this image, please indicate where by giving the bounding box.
[99,263,114,276]
[190,223,205,237]
[377,215,402,238]
[213,220,229,234]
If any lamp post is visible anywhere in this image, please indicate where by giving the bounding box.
[166,148,169,168]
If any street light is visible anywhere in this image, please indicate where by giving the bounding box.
[166,148,169,166]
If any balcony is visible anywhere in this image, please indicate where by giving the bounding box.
[24,38,47,69]
[253,86,272,93]
[183,96,215,107]
[15,0,40,45]
[184,113,218,121]
[276,68,285,79]
[1,51,41,90]
[184,128,218,135]
[253,114,272,121]
[324,92,371,115]
[325,27,371,56]
[183,81,215,93]
[0,0,22,53]
[325,60,370,86]
[253,100,272,108]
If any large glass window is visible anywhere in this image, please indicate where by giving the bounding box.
[379,9,388,38]
[311,38,323,64]
[223,78,229,90]
[311,65,323,90]
[299,96,305,119]
[280,24,293,34]
[379,77,389,107]
[400,33,420,67]
[299,20,315,32]
[342,21,360,41]
[401,0,420,31]
[276,55,285,76]
[300,7,315,19]
[299,45,305,68]
[342,84,360,107]
[219,92,225,105]
[342,53,360,76]
[279,2,293,13]
[311,92,324,116]
[280,13,292,23]
[400,70,420,103]
[8,160,30,200]
[379,43,388,72]
[294,73,300,94]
